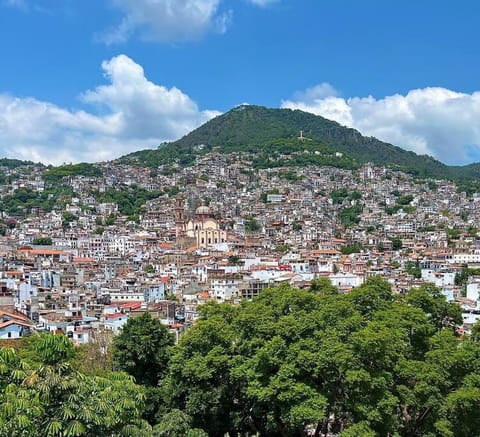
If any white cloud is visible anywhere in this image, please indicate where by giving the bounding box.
[292,83,339,103]
[0,55,219,165]
[282,85,480,165]
[101,0,230,44]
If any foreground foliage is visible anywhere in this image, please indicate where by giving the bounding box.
[1,279,479,436]
[163,278,476,437]
[0,334,150,436]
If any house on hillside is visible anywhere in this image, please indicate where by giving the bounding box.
[0,310,33,339]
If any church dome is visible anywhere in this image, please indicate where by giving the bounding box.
[195,205,211,215]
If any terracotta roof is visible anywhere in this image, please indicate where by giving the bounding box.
[73,257,95,263]
[105,313,127,320]
[24,249,67,256]
[158,243,174,249]
[311,249,341,255]
[118,302,142,310]
[0,319,32,329]
[0,310,31,322]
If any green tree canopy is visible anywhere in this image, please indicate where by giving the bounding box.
[0,333,150,436]
[161,280,478,437]
[112,312,174,386]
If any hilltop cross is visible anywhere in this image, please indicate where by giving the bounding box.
[298,130,305,141]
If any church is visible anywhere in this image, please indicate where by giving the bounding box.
[175,200,227,248]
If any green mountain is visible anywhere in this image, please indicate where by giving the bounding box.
[0,158,36,168]
[122,105,480,185]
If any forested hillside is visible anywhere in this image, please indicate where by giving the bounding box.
[121,106,443,178]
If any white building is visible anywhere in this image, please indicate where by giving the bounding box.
[329,273,363,289]
[210,278,241,302]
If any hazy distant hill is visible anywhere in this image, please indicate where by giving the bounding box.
[0,158,36,168]
[121,105,480,184]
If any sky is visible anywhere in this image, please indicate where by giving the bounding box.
[1,0,480,165]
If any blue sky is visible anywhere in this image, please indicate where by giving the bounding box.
[1,0,480,165]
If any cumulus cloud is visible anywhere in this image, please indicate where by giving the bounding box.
[101,0,231,44]
[292,83,339,103]
[282,85,480,165]
[0,55,219,165]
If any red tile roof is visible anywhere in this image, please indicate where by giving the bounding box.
[118,302,142,310]
[105,313,127,320]
[73,257,95,263]
[22,249,67,256]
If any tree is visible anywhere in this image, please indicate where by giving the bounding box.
[0,334,150,436]
[62,211,77,228]
[228,255,240,265]
[309,277,338,296]
[153,410,207,437]
[405,260,421,278]
[112,313,176,425]
[340,242,363,254]
[162,302,240,435]
[338,205,363,227]
[162,279,476,436]
[112,312,174,387]
[406,283,463,331]
[244,217,260,233]
[390,237,403,250]
[165,292,177,301]
[2,281,477,437]
[292,221,303,231]
[472,320,480,342]
[32,237,52,245]
[144,264,155,274]
[105,213,116,226]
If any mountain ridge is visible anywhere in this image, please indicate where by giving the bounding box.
[120,104,480,185]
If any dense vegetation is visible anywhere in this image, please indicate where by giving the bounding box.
[249,139,359,171]
[2,279,480,436]
[0,334,150,436]
[96,186,163,217]
[0,186,74,217]
[43,163,102,182]
[0,183,166,219]
[168,105,440,177]
[338,205,363,227]
[0,158,36,168]
[32,237,52,245]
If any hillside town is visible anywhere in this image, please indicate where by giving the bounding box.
[1,151,480,343]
